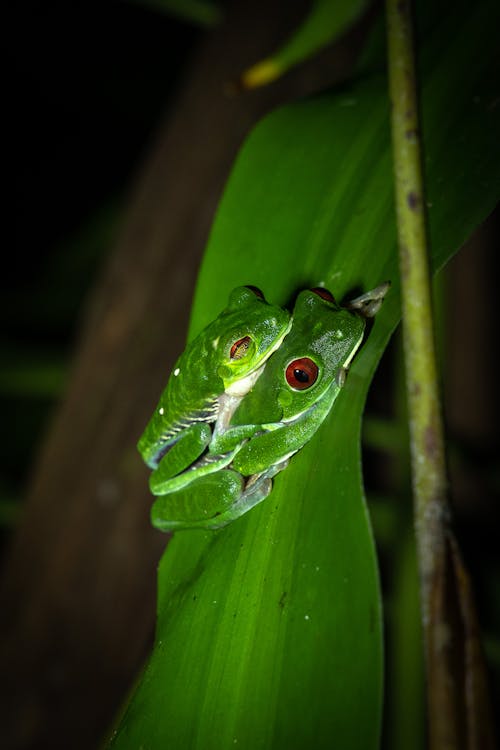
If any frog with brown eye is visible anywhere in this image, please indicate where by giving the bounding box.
[148,282,389,530]
[137,286,292,481]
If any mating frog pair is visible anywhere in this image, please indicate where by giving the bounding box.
[138,283,388,530]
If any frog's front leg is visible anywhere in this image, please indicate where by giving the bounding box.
[149,418,253,496]
[149,422,212,492]
[154,421,275,505]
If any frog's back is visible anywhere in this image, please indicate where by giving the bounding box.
[137,338,222,468]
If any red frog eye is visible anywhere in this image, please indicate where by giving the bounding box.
[310,287,336,303]
[285,357,319,390]
[245,285,265,299]
[230,336,252,359]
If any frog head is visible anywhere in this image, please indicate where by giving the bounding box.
[275,288,366,420]
[231,287,366,427]
[212,286,292,396]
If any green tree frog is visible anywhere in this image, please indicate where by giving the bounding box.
[137,286,292,479]
[149,282,389,531]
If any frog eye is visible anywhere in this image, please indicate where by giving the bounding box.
[245,285,265,299]
[285,357,319,390]
[310,287,336,303]
[230,336,252,359]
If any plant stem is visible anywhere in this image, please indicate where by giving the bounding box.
[386,0,447,628]
[385,1,496,748]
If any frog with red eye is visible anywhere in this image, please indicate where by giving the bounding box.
[138,286,291,477]
[149,282,389,530]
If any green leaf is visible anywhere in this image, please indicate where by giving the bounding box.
[109,1,499,747]
[242,0,370,88]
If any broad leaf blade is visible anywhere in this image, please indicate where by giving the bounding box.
[109,1,499,747]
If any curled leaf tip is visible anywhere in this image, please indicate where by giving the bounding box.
[240,58,282,89]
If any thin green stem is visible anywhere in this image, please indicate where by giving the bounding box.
[385,0,451,745]
[385,3,496,749]
[386,0,447,616]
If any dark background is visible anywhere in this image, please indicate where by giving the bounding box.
[3,1,198,498]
